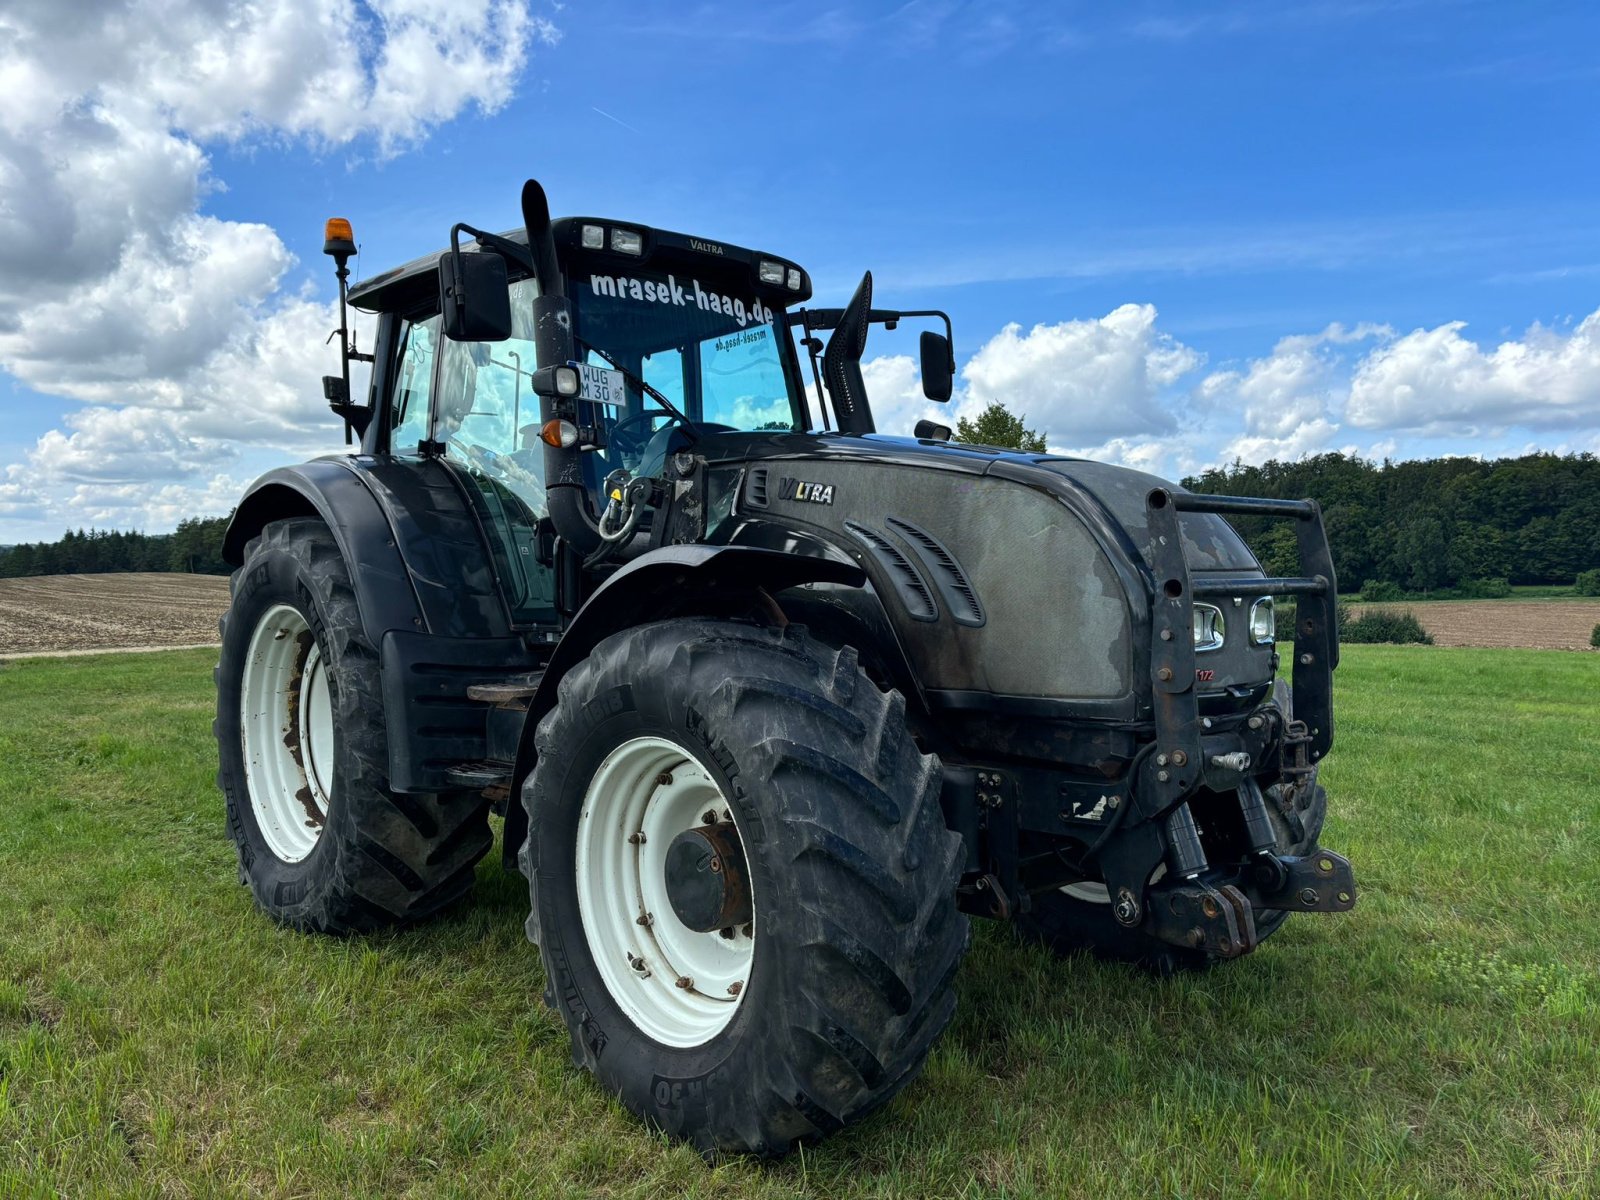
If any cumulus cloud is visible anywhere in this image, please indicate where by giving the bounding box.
[1199,322,1390,464]
[0,0,553,534]
[1346,311,1600,433]
[958,304,1204,443]
[854,304,1600,480]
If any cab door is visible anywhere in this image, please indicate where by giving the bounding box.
[429,277,558,627]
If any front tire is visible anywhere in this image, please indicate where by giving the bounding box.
[214,518,493,933]
[522,619,968,1157]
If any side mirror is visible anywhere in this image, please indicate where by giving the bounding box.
[439,225,511,342]
[920,330,954,401]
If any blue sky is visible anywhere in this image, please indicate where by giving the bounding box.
[2,0,1597,541]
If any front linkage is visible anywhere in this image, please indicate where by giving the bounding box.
[949,487,1357,960]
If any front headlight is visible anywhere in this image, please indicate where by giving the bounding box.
[1193,603,1225,651]
[1249,597,1275,644]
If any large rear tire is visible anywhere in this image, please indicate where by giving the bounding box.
[214,518,493,933]
[522,618,968,1157]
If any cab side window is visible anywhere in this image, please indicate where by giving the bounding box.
[390,315,440,455]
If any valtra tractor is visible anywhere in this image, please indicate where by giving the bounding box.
[215,178,1355,1156]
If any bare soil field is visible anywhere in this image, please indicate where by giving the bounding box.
[0,573,230,656]
[1349,598,1600,650]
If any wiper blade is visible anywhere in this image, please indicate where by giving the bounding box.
[574,338,698,442]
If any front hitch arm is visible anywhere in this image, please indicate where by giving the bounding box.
[1142,880,1259,959]
[1245,849,1358,913]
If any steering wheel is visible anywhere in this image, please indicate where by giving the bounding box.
[608,410,688,463]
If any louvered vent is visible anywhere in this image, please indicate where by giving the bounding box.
[886,517,987,628]
[745,467,770,508]
[844,521,939,622]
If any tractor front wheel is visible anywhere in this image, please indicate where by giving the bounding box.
[522,618,968,1156]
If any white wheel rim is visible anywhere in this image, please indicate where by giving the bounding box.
[575,736,753,1048]
[240,603,333,863]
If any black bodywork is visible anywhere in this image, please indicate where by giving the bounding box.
[224,185,1352,959]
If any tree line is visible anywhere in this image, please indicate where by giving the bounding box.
[0,518,231,578]
[1182,451,1600,591]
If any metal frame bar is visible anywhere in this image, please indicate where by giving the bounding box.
[1140,487,1340,815]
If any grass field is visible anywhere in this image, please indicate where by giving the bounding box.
[1,647,1596,1198]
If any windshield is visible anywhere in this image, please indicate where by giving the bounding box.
[571,266,803,437]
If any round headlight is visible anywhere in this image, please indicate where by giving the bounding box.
[1249,597,1275,644]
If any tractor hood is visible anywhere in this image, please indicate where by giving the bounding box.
[1015,456,1260,575]
[757,432,1261,577]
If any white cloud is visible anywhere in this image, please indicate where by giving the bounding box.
[1346,311,1600,433]
[1199,322,1390,464]
[958,304,1204,444]
[0,0,551,535]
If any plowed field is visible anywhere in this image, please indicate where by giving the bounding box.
[1348,599,1600,650]
[0,573,230,655]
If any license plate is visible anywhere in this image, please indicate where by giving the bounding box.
[571,361,626,407]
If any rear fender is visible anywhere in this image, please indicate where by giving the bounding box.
[224,460,529,793]
[224,462,423,640]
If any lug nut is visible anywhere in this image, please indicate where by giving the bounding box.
[635,912,653,927]
[702,810,719,824]
[727,981,742,996]
[628,831,647,845]
[655,772,674,786]
[675,975,693,990]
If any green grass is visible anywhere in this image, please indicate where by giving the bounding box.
[1,647,1597,1199]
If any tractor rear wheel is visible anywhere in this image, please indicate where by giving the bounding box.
[214,517,493,933]
[522,618,968,1157]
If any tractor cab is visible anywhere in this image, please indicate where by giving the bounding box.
[339,200,956,617]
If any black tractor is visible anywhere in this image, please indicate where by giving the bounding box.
[215,179,1355,1157]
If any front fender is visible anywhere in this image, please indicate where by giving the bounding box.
[508,544,865,797]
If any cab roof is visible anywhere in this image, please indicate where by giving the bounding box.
[347,218,811,316]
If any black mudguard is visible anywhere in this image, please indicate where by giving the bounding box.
[224,458,533,792]
[502,545,867,861]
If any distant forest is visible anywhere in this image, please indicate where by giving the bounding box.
[1184,452,1600,591]
[2,452,1597,590]
[0,517,231,578]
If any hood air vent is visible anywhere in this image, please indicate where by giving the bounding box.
[886,517,986,627]
[844,521,938,622]
[745,467,770,508]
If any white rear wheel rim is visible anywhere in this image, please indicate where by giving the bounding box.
[240,603,333,863]
[575,735,753,1048]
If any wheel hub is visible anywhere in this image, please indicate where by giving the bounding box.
[663,823,753,934]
